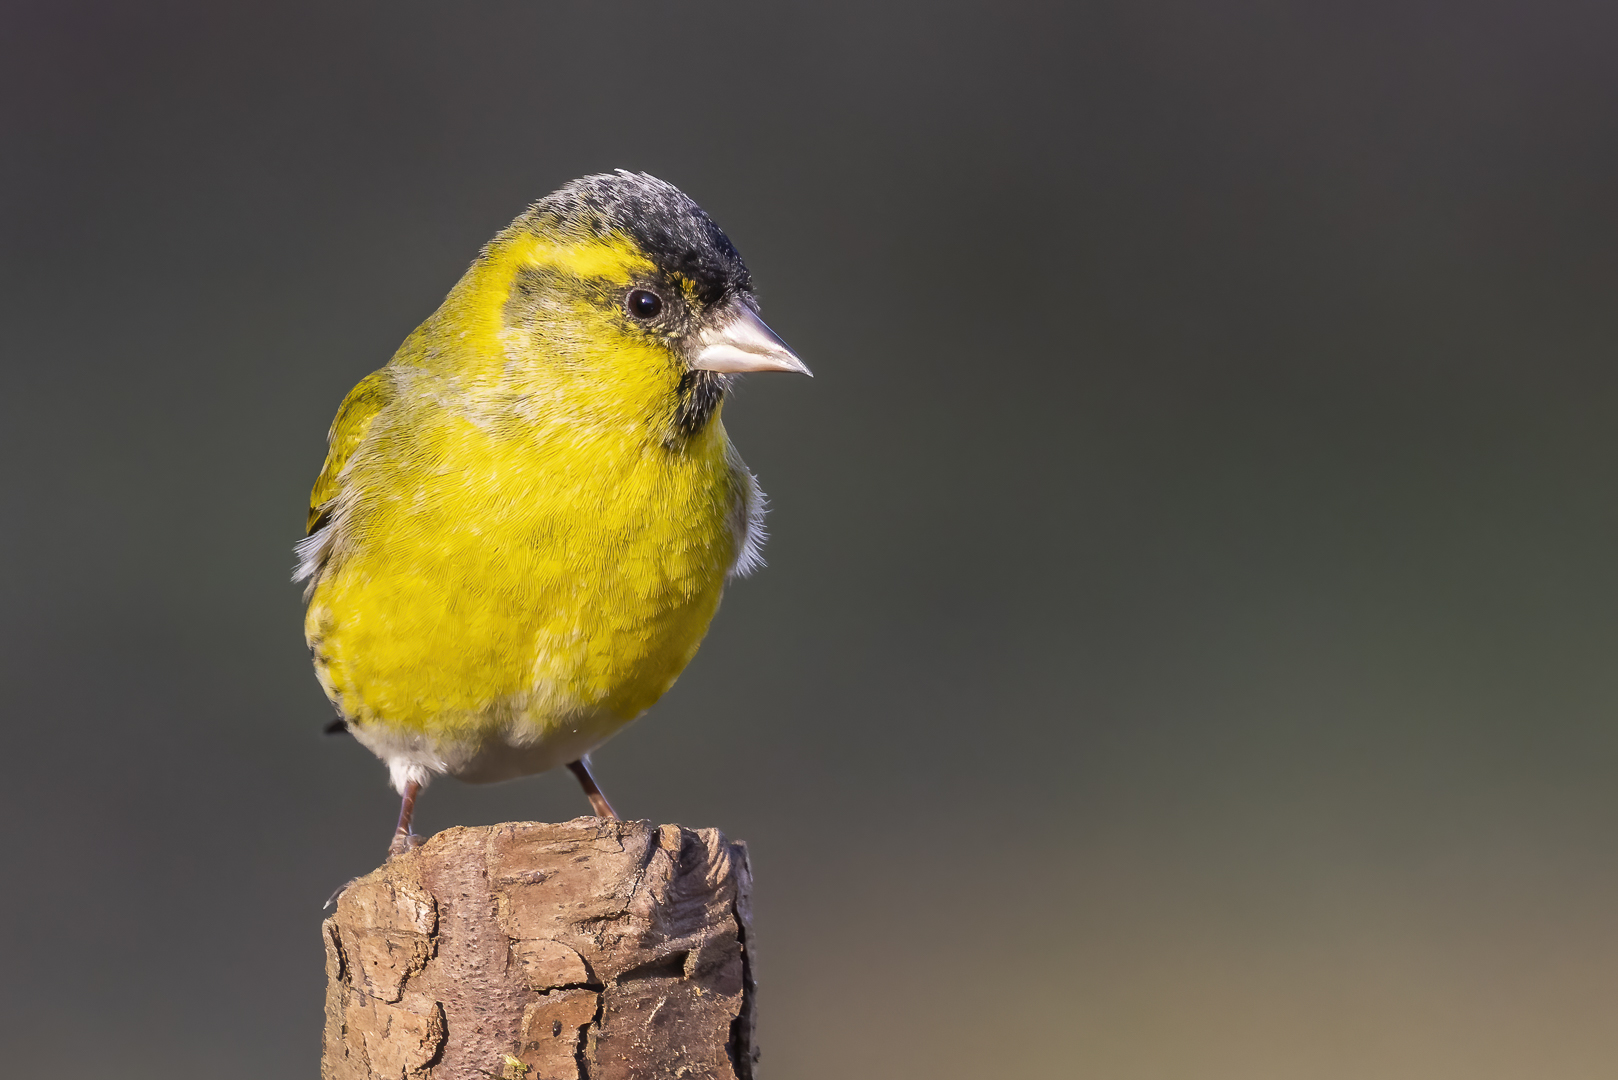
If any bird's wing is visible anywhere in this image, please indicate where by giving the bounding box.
[306,367,391,536]
[724,442,767,578]
[294,368,391,588]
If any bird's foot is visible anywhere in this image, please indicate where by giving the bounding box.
[386,830,424,858]
[567,758,620,819]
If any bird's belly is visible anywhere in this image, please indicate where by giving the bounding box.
[347,703,623,785]
[307,491,733,780]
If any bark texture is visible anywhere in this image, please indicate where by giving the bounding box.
[321,819,757,1080]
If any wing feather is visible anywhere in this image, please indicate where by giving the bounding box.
[294,368,391,586]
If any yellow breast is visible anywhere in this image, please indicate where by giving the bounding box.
[306,403,744,769]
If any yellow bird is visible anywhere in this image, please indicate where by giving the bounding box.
[295,172,809,855]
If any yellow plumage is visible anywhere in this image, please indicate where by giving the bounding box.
[296,172,806,844]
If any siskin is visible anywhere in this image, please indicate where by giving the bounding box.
[295,172,809,855]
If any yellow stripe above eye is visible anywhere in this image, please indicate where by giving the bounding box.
[498,232,655,284]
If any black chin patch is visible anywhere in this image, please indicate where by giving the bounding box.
[674,369,727,437]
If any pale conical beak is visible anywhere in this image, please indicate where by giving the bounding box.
[691,304,812,376]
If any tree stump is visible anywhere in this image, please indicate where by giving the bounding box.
[320,819,758,1080]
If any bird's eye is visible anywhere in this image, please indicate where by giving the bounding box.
[626,289,663,320]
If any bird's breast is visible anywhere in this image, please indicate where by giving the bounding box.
[306,414,739,737]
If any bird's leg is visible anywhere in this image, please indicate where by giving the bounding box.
[387,779,423,857]
[567,758,619,819]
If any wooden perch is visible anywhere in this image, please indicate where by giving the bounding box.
[321,819,758,1080]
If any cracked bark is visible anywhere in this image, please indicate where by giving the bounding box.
[321,819,758,1080]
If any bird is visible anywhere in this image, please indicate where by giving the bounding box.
[295,171,809,856]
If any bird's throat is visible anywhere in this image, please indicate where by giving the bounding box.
[673,369,727,439]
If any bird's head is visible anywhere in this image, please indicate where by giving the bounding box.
[437,171,809,441]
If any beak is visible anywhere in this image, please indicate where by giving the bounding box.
[692,304,813,376]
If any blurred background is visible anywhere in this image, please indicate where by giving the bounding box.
[4,1,1618,1076]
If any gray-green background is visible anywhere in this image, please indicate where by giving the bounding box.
[5,2,1618,1076]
